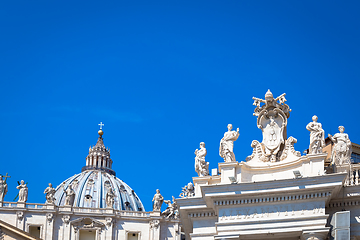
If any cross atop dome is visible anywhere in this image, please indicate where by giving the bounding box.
[98,122,104,136]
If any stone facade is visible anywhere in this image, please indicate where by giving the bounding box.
[1,90,360,240]
[177,90,360,240]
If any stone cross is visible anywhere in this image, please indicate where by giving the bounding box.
[98,122,104,130]
[1,173,10,183]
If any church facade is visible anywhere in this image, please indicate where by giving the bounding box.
[177,90,360,240]
[0,90,359,240]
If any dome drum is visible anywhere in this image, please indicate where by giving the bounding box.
[81,166,116,176]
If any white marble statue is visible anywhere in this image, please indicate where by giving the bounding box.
[0,176,8,202]
[252,90,292,162]
[195,142,209,177]
[64,184,75,206]
[152,189,164,211]
[106,188,115,208]
[17,180,28,203]
[306,115,325,154]
[328,126,352,165]
[219,124,240,162]
[44,183,56,204]
[162,196,179,219]
[179,182,195,198]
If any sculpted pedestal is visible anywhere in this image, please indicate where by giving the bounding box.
[218,162,238,184]
[17,202,26,208]
[192,176,212,198]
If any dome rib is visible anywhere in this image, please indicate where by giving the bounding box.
[53,170,145,211]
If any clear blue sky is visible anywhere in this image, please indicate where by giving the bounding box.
[0,1,359,211]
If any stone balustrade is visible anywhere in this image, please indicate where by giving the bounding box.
[346,164,360,186]
[0,201,151,217]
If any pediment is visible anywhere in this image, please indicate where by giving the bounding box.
[70,217,105,228]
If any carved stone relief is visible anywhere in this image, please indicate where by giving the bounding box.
[249,90,300,163]
[105,217,112,227]
[62,215,70,225]
[149,220,160,229]
[46,213,53,223]
[179,182,195,198]
[16,211,24,221]
[162,196,179,219]
[219,201,325,222]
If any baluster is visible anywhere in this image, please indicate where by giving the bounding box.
[351,169,355,186]
[356,169,359,185]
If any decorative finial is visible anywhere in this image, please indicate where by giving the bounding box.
[98,122,104,136]
[265,89,273,99]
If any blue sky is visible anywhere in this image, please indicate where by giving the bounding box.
[0,1,359,211]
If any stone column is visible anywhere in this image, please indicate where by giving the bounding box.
[16,211,24,231]
[173,222,180,240]
[44,213,54,240]
[149,220,160,240]
[61,215,71,240]
[105,217,113,240]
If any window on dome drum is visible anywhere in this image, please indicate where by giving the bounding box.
[351,153,360,164]
[80,230,96,240]
[29,225,41,238]
[127,232,139,240]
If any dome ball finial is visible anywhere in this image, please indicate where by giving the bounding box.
[98,129,104,136]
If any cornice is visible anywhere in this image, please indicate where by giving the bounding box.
[214,191,331,207]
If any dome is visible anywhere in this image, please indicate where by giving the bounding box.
[53,170,144,211]
[53,127,145,211]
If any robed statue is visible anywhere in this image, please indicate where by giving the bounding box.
[44,183,56,204]
[152,189,164,211]
[219,124,239,162]
[17,180,28,203]
[64,184,75,206]
[106,188,115,208]
[0,175,8,202]
[306,115,325,154]
[195,142,209,177]
[329,126,352,165]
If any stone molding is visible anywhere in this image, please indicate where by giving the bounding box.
[328,200,359,208]
[188,211,216,218]
[214,191,331,206]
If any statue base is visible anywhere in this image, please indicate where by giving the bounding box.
[151,211,161,216]
[105,208,114,214]
[17,202,26,208]
[60,206,72,212]
[46,203,56,210]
